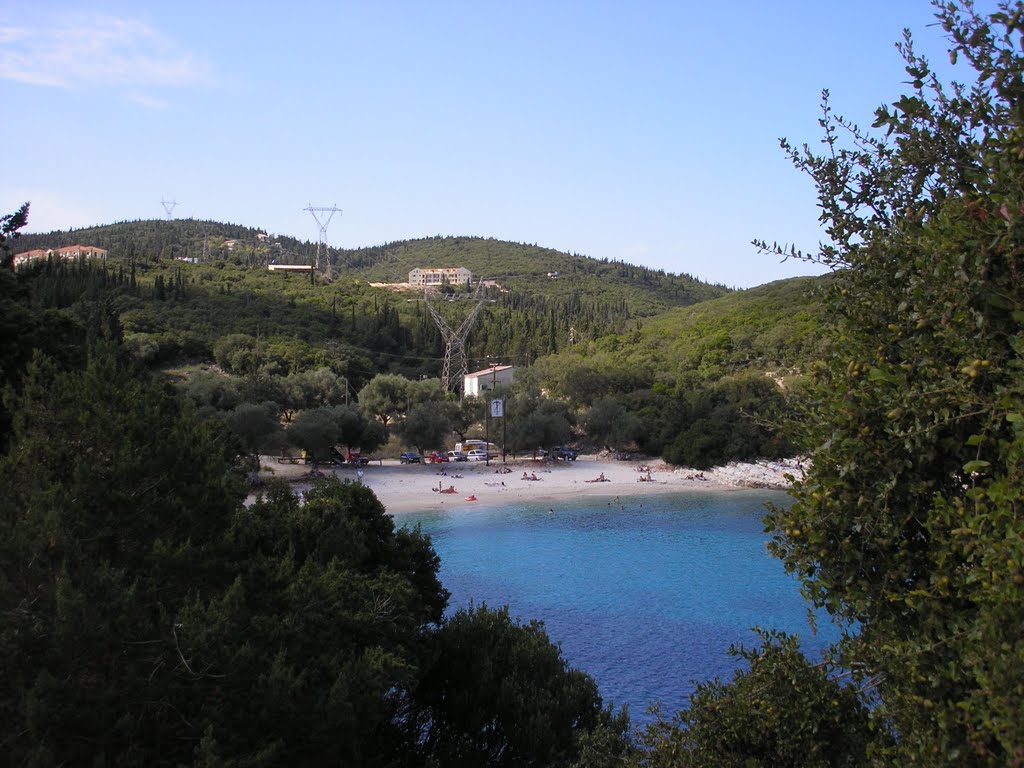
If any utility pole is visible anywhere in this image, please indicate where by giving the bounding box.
[484,361,500,466]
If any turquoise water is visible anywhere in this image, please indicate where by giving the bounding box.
[395,490,841,723]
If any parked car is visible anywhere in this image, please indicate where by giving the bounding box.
[552,446,578,461]
[347,453,370,466]
[428,451,449,463]
[465,449,487,462]
[447,450,468,462]
[399,451,422,464]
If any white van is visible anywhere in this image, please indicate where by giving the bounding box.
[455,440,499,458]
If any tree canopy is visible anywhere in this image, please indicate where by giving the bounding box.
[758,2,1024,763]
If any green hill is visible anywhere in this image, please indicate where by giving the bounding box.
[11,219,737,386]
[11,214,829,469]
[532,275,830,401]
[335,235,727,311]
[14,220,728,317]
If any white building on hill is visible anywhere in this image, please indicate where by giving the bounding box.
[13,245,108,268]
[408,267,472,287]
[464,364,514,397]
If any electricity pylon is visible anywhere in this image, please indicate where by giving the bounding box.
[161,198,178,219]
[304,204,342,278]
[425,279,487,394]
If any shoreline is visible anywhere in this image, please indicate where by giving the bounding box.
[254,454,804,515]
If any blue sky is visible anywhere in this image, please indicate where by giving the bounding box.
[0,1,990,288]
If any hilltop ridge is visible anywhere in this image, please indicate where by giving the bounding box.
[13,219,730,316]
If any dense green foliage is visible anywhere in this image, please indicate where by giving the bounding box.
[12,220,811,467]
[412,605,630,767]
[1,208,629,766]
[14,225,729,380]
[635,633,875,768]
[16,223,726,310]
[757,2,1024,764]
[533,276,827,396]
[519,279,817,466]
[11,2,1024,763]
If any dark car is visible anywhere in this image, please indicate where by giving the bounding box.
[552,446,578,461]
[399,451,423,464]
[346,451,370,466]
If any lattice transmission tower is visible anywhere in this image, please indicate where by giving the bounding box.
[161,198,178,219]
[425,279,487,394]
[304,204,342,278]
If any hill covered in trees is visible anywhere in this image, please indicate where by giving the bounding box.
[14,220,729,313]
[3,2,1023,763]
[12,217,825,467]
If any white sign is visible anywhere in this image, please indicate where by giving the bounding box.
[490,398,504,418]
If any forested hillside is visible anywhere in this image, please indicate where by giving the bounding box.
[10,217,823,468]
[14,221,731,380]
[533,276,828,394]
[15,221,728,312]
[5,3,1022,763]
[520,277,826,466]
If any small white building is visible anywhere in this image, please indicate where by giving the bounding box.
[463,365,514,397]
[409,267,472,287]
[268,263,313,272]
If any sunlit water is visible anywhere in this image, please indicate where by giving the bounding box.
[394,490,841,724]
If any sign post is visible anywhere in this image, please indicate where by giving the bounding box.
[489,398,504,466]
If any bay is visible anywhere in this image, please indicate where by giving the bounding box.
[395,489,841,724]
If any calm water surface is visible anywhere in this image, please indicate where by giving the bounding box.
[395,490,840,723]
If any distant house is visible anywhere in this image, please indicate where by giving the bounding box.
[12,249,49,267]
[268,263,313,272]
[408,267,472,287]
[13,245,108,268]
[464,364,514,397]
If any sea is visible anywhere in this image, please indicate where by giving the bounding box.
[394,489,843,725]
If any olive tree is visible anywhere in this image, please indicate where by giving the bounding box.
[757,2,1024,763]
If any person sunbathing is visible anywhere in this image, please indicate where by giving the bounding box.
[585,472,607,483]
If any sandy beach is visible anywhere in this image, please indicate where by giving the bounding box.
[255,454,805,514]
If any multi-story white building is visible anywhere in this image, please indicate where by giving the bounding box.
[408,267,472,287]
[13,245,108,268]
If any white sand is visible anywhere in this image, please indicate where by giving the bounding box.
[255,455,806,515]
